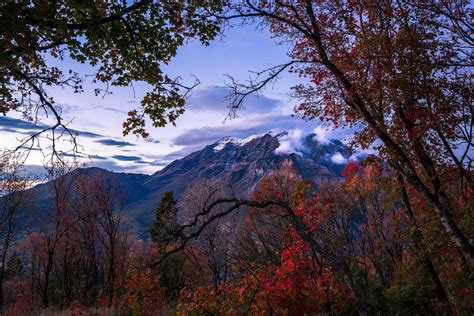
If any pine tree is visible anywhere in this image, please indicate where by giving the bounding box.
[150,191,179,248]
[4,252,25,280]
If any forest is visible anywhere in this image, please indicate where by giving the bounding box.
[1,156,472,315]
[0,0,473,315]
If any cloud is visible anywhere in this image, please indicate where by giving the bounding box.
[96,139,136,147]
[140,146,205,167]
[23,165,47,178]
[55,103,82,115]
[148,161,169,167]
[61,127,103,138]
[172,113,315,147]
[95,106,127,114]
[89,154,108,160]
[0,116,103,138]
[144,137,161,144]
[111,155,143,162]
[134,160,169,167]
[0,127,27,134]
[349,150,371,162]
[312,125,331,145]
[0,116,48,131]
[14,148,108,163]
[330,152,348,164]
[87,157,167,173]
[274,129,306,156]
[163,146,204,160]
[188,86,281,114]
[86,159,143,172]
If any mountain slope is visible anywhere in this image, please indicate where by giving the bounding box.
[22,132,350,233]
[124,132,349,228]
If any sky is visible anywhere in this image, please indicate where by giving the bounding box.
[0,24,353,175]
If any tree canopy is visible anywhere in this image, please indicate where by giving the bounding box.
[0,0,223,150]
[222,0,474,268]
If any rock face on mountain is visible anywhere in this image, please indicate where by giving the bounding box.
[124,133,349,229]
[23,133,350,233]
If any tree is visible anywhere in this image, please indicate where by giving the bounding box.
[237,161,308,266]
[150,191,208,302]
[150,191,179,249]
[114,238,163,315]
[68,172,102,306]
[321,163,408,311]
[244,162,354,314]
[150,191,183,300]
[223,0,474,268]
[0,151,30,315]
[177,162,354,315]
[1,0,223,155]
[89,172,127,307]
[179,180,237,290]
[165,159,474,314]
[19,167,133,310]
[27,162,76,308]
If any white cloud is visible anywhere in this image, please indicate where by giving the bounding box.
[172,113,314,146]
[312,125,331,144]
[275,129,306,156]
[330,152,348,164]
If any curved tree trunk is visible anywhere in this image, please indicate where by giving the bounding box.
[397,174,451,313]
[301,0,474,268]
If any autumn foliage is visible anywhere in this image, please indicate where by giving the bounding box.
[1,1,473,314]
[176,160,473,315]
[0,155,472,315]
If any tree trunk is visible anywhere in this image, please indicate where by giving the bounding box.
[342,262,368,316]
[107,240,115,307]
[397,175,451,313]
[0,238,9,315]
[435,193,474,267]
[43,251,53,308]
[302,0,474,268]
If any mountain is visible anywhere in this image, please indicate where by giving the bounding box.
[22,132,351,234]
[28,167,152,211]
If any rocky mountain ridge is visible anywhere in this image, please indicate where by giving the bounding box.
[23,132,351,233]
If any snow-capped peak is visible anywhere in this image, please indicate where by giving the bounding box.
[213,132,271,152]
[213,136,240,152]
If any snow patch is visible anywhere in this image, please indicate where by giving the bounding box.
[213,133,271,152]
[213,136,240,152]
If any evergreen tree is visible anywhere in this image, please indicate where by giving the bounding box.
[4,252,25,280]
[150,191,179,248]
[150,191,194,302]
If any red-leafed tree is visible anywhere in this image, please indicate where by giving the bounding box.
[225,0,474,268]
[175,159,472,314]
[177,161,354,314]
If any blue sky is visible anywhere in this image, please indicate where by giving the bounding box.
[1,24,353,175]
